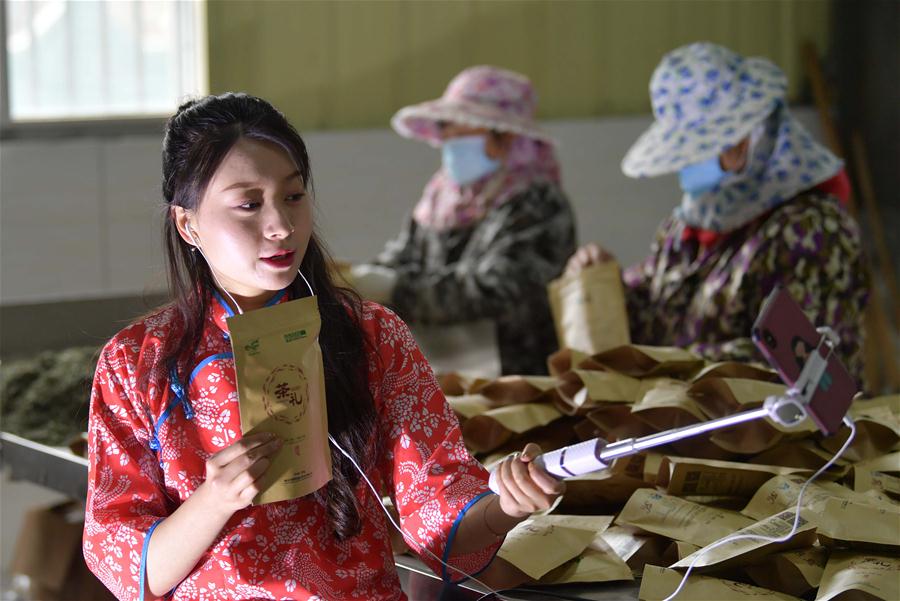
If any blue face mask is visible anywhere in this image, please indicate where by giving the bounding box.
[441,135,501,186]
[678,156,726,197]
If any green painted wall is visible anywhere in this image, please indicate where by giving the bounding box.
[207,0,831,131]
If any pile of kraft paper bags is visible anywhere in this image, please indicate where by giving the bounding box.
[435,262,899,600]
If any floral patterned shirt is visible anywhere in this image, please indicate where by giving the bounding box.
[83,294,498,600]
[623,193,869,385]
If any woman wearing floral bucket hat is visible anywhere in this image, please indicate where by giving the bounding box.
[566,42,868,383]
[352,66,575,376]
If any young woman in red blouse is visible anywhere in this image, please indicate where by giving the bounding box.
[83,93,562,601]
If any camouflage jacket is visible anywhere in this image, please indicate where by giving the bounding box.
[376,182,576,375]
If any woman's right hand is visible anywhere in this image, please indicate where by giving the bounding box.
[564,243,615,276]
[197,432,282,515]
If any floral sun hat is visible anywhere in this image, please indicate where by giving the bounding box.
[622,42,788,178]
[391,65,555,148]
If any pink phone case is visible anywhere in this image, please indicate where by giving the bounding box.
[752,286,856,435]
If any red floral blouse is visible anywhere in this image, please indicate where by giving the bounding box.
[83,291,498,600]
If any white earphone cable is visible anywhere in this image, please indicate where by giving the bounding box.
[327,434,501,595]
[661,415,857,601]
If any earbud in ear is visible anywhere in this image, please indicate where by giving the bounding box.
[187,224,200,248]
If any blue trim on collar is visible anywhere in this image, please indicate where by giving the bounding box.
[213,290,235,317]
[188,352,234,387]
[149,354,233,453]
[264,288,288,307]
[214,288,287,317]
[441,490,494,584]
[139,518,165,601]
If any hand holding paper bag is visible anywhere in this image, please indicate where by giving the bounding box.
[195,432,283,514]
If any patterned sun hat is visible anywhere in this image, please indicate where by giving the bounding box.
[622,42,788,178]
[391,65,554,148]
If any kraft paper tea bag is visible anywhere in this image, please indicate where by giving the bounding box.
[631,378,707,430]
[436,372,468,396]
[616,489,754,547]
[852,452,900,495]
[445,394,493,421]
[657,456,809,497]
[228,296,332,505]
[479,416,581,468]
[543,514,615,533]
[479,375,559,407]
[743,546,829,598]
[689,377,803,454]
[751,439,853,471]
[661,540,702,564]
[556,368,642,412]
[741,475,892,521]
[816,498,900,552]
[547,261,631,355]
[436,372,492,396]
[540,543,634,585]
[574,416,604,441]
[553,470,650,515]
[815,552,900,601]
[610,451,666,485]
[680,495,748,510]
[742,475,841,521]
[601,525,670,576]
[820,396,900,462]
[691,361,781,384]
[671,509,817,572]
[495,515,601,580]
[852,394,900,417]
[547,347,591,378]
[461,402,562,453]
[639,565,802,601]
[540,524,634,584]
[586,344,704,379]
[584,404,657,440]
[689,377,789,417]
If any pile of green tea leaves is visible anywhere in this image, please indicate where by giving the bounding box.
[0,346,99,446]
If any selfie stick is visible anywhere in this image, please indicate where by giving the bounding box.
[488,327,843,493]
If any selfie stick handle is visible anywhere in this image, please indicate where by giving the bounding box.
[487,406,769,493]
[488,329,843,494]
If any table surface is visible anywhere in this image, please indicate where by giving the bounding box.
[394,552,641,600]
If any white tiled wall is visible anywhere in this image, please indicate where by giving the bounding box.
[0,109,823,305]
[1,140,107,301]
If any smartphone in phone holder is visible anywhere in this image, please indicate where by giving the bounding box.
[487,286,857,493]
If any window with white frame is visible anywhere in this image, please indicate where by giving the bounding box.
[2,0,206,123]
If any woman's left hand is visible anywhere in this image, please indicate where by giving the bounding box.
[493,443,565,519]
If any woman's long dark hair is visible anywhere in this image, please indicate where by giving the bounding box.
[161,93,377,540]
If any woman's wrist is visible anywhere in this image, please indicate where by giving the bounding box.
[191,481,238,522]
[485,493,528,536]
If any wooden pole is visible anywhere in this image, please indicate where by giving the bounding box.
[802,40,899,392]
[850,131,900,327]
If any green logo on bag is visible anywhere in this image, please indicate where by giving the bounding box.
[244,339,260,355]
[283,329,308,343]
